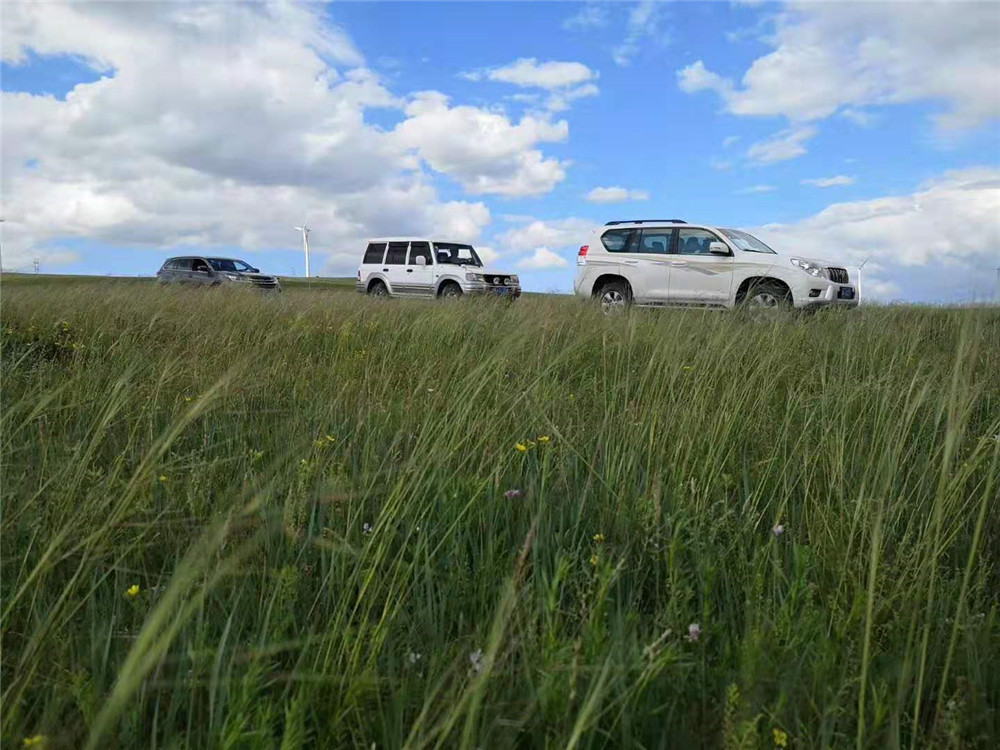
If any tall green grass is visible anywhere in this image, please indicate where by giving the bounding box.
[2,279,998,749]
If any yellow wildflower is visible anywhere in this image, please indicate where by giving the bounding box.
[773,728,788,748]
[537,435,551,443]
[589,555,598,566]
[23,736,45,748]
[515,443,528,453]
[593,533,605,543]
[158,475,167,483]
[324,435,335,443]
[125,584,140,598]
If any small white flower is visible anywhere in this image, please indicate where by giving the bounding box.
[408,651,422,664]
[362,522,373,535]
[427,388,435,393]
[469,648,484,673]
[772,523,785,537]
[687,622,701,642]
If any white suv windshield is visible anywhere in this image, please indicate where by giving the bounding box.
[433,243,482,267]
[720,229,776,254]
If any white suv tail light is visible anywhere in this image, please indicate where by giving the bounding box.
[577,245,588,265]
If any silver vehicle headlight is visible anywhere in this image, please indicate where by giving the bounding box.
[224,273,248,282]
[790,258,826,278]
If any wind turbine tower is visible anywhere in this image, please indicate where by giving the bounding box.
[295,224,311,278]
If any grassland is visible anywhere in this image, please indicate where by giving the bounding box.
[2,276,998,749]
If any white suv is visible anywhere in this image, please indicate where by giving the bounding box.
[356,238,521,300]
[574,219,860,311]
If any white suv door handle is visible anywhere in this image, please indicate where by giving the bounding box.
[670,261,688,267]
[623,260,639,265]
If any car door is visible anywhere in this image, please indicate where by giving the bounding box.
[360,242,387,288]
[191,258,214,286]
[667,227,735,306]
[406,242,435,296]
[616,228,673,303]
[382,241,410,294]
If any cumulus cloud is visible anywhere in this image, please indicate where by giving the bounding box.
[499,218,594,253]
[585,186,650,203]
[467,58,596,90]
[751,168,1000,302]
[746,127,817,165]
[392,92,568,196]
[802,175,855,188]
[0,2,582,272]
[676,2,1000,131]
[462,58,599,112]
[736,185,776,194]
[517,247,569,269]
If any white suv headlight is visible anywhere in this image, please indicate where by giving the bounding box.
[790,258,826,278]
[510,275,519,285]
[465,272,485,282]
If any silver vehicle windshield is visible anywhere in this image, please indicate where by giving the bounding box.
[720,229,776,254]
[433,243,482,267]
[208,258,255,272]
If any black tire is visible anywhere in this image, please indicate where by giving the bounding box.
[368,280,388,298]
[741,280,791,309]
[595,279,631,314]
[439,282,463,299]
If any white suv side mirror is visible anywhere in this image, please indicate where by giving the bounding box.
[415,256,427,267]
[708,241,730,255]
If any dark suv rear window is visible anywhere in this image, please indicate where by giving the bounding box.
[600,229,637,252]
[363,243,386,264]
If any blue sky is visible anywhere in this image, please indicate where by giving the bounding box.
[3,1,999,300]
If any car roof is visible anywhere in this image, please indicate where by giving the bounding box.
[597,221,719,232]
[366,237,474,244]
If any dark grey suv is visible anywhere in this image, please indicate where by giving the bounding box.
[156,256,281,291]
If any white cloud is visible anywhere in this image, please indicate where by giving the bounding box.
[613,1,666,67]
[393,92,568,196]
[500,218,594,253]
[840,108,877,127]
[517,247,568,270]
[462,58,599,112]
[722,135,741,148]
[737,185,776,194]
[585,186,650,203]
[1,2,587,271]
[802,175,855,188]
[751,168,1000,301]
[676,2,1000,131]
[564,4,609,31]
[470,58,596,90]
[745,126,817,165]
[710,158,734,172]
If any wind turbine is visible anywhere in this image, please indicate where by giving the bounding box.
[858,257,869,301]
[294,224,311,278]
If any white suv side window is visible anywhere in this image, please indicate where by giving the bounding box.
[600,229,636,252]
[677,228,725,255]
[637,230,671,254]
